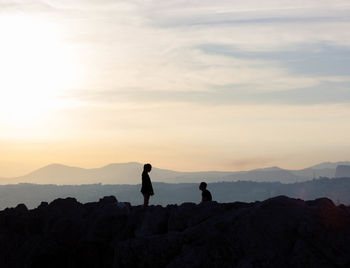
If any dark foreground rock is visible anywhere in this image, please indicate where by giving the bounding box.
[0,196,350,268]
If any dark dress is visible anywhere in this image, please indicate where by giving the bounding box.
[141,171,154,196]
[202,189,212,202]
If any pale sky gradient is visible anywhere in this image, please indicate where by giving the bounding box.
[0,0,350,177]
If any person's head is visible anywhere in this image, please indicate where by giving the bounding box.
[143,163,152,173]
[199,182,207,191]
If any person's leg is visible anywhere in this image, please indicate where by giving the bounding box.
[143,194,150,207]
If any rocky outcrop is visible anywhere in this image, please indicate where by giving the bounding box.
[0,196,350,267]
[336,165,350,178]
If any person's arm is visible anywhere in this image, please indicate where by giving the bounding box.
[142,172,146,185]
[150,175,154,195]
[146,174,154,195]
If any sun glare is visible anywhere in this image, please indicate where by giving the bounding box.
[0,15,78,128]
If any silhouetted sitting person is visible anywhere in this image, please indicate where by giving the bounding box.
[199,182,212,202]
[141,163,154,208]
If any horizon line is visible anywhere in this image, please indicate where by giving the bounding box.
[2,160,350,179]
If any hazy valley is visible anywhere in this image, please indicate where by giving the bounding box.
[1,161,350,209]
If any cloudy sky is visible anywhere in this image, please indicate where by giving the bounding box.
[0,0,350,177]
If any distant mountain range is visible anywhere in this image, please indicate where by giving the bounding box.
[0,161,349,185]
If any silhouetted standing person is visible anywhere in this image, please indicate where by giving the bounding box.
[199,182,212,202]
[141,163,154,207]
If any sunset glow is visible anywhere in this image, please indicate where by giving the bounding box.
[0,15,78,128]
[0,1,349,178]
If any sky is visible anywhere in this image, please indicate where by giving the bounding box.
[0,0,350,177]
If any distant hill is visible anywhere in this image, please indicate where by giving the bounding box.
[220,166,300,183]
[309,161,350,169]
[13,162,182,185]
[1,161,349,185]
[336,165,350,178]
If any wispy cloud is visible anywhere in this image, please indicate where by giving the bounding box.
[2,0,349,106]
[1,0,350,173]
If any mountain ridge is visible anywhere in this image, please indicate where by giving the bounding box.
[1,161,349,185]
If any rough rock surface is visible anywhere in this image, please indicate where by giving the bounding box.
[0,196,350,267]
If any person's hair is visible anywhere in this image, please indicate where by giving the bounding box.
[200,182,207,189]
[143,163,152,171]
